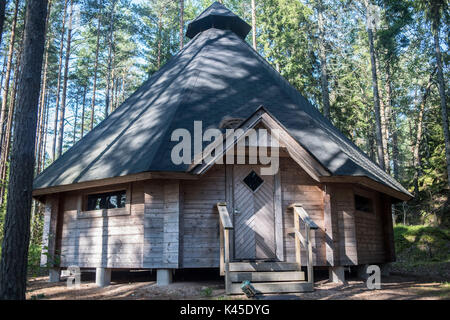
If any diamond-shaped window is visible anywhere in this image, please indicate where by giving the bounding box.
[243,170,264,192]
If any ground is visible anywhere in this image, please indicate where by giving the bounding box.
[26,269,450,300]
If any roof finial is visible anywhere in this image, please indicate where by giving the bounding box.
[186,2,251,39]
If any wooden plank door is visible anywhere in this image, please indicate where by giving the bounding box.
[233,165,276,260]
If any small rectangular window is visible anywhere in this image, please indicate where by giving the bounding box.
[354,195,373,213]
[87,190,126,211]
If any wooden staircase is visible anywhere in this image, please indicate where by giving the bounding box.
[217,203,318,295]
[228,262,312,294]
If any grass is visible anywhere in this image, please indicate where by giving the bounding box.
[393,224,450,279]
[200,287,213,297]
[414,282,450,299]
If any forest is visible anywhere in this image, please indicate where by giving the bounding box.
[0,0,447,298]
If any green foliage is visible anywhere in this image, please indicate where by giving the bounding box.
[27,243,44,277]
[259,0,318,102]
[393,224,450,278]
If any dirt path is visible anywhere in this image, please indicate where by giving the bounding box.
[26,272,449,300]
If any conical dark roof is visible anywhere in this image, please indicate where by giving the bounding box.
[186,1,251,39]
[33,3,411,199]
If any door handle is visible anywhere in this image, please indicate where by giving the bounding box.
[234,209,240,214]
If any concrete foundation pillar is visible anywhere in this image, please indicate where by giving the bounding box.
[95,267,112,287]
[328,266,345,283]
[357,264,369,280]
[157,269,173,286]
[380,263,391,277]
[48,267,61,283]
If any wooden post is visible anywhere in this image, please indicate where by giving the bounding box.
[294,210,301,266]
[274,170,284,261]
[306,226,313,284]
[224,228,231,294]
[219,219,224,276]
[216,203,233,295]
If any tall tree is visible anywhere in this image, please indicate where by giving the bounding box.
[36,0,53,173]
[0,17,26,196]
[0,0,48,300]
[412,71,435,194]
[419,0,450,190]
[316,0,330,118]
[179,0,184,49]
[0,0,20,156]
[0,0,7,48]
[251,0,257,49]
[90,0,102,130]
[363,0,385,170]
[51,0,69,160]
[57,0,74,157]
[105,0,117,117]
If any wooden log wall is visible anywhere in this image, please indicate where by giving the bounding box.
[280,157,327,266]
[329,184,359,265]
[45,158,395,270]
[353,187,386,264]
[180,165,225,268]
[143,180,181,268]
[58,182,145,268]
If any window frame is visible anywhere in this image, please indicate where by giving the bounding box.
[353,192,374,214]
[242,169,265,193]
[77,184,132,219]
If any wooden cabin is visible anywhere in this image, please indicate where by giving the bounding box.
[33,2,412,294]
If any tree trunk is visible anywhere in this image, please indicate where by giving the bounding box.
[73,89,79,144]
[57,0,73,158]
[0,0,19,154]
[0,0,7,48]
[90,1,102,131]
[412,72,434,195]
[179,0,184,50]
[385,62,399,179]
[0,54,8,92]
[433,24,450,190]
[375,47,390,173]
[251,0,257,50]
[36,0,53,171]
[104,0,116,118]
[157,10,163,69]
[364,0,385,171]
[81,85,87,138]
[0,36,22,203]
[0,0,48,300]
[41,91,50,170]
[52,0,69,161]
[317,0,330,119]
[37,90,49,173]
[379,90,390,172]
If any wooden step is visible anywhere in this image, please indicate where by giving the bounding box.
[229,262,301,272]
[229,281,313,295]
[229,271,305,282]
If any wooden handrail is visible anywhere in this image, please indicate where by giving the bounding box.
[291,204,319,230]
[289,203,317,286]
[217,202,233,294]
[217,202,233,229]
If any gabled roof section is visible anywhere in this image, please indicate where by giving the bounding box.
[186,1,251,39]
[33,4,412,201]
[190,106,330,182]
